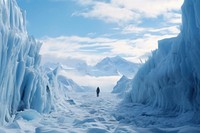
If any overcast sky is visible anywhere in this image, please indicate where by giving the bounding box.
[18,0,184,65]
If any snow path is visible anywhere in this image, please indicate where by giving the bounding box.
[37,92,121,133]
[1,92,200,133]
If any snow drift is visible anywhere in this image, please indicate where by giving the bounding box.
[0,0,51,125]
[129,0,200,114]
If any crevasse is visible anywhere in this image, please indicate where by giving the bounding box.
[0,0,51,125]
[129,0,200,112]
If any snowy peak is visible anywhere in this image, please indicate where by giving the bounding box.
[44,56,141,78]
[111,56,129,64]
[95,56,129,67]
[94,57,118,75]
[95,56,141,78]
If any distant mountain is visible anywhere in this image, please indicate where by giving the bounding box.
[43,56,141,78]
[43,56,141,92]
[89,57,118,76]
[94,56,141,78]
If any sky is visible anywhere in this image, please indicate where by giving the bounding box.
[17,0,184,65]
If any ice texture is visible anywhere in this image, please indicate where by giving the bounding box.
[0,0,51,125]
[129,0,200,113]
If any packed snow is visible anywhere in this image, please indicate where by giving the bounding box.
[1,92,200,133]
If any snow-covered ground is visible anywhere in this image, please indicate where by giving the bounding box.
[1,92,200,133]
[0,92,119,133]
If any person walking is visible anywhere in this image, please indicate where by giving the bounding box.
[96,87,100,97]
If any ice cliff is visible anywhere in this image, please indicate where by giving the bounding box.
[129,0,200,113]
[0,0,51,125]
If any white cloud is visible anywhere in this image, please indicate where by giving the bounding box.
[74,0,184,24]
[40,32,177,66]
[77,2,140,24]
[112,0,183,18]
[164,12,182,24]
[40,0,183,66]
[122,25,180,37]
[40,36,115,65]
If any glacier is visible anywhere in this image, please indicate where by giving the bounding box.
[0,0,52,125]
[129,0,200,116]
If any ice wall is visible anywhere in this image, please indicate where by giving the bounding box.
[129,0,200,112]
[0,0,51,125]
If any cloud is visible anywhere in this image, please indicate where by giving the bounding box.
[122,25,180,35]
[75,2,140,24]
[112,0,183,18]
[73,0,184,25]
[40,1,183,66]
[163,12,182,24]
[39,32,177,66]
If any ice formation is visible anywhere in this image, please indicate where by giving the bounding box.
[129,0,200,113]
[46,65,85,94]
[0,0,51,125]
[112,75,131,94]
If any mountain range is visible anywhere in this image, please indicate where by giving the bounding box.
[43,56,141,92]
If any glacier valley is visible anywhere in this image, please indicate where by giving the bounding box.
[0,0,200,132]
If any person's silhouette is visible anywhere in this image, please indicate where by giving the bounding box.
[96,87,100,97]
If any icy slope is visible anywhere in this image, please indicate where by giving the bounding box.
[44,65,87,93]
[57,75,85,92]
[0,0,51,125]
[112,75,131,94]
[129,0,200,113]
